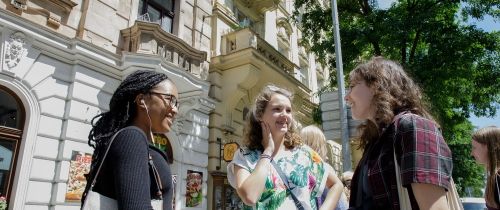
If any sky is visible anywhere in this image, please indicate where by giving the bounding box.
[376,0,499,129]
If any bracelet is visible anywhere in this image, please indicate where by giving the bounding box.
[260,153,273,161]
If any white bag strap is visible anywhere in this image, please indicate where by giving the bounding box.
[496,174,500,204]
[392,119,412,209]
[392,113,463,210]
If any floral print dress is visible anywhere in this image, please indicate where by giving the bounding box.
[227,145,329,210]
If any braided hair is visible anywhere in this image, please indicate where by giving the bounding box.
[82,70,168,203]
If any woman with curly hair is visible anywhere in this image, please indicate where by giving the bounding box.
[227,85,344,210]
[81,70,178,210]
[471,126,500,210]
[345,57,453,210]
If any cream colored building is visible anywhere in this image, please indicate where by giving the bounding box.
[206,0,329,209]
[0,0,329,209]
[0,0,215,209]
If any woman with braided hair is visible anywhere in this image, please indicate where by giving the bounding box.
[471,126,500,210]
[81,70,178,210]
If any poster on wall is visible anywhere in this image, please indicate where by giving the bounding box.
[65,151,92,202]
[185,170,202,207]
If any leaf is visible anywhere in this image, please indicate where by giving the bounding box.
[290,165,308,187]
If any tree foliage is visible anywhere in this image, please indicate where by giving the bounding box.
[294,0,499,196]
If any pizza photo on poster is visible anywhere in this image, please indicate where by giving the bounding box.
[65,151,92,202]
[185,170,203,207]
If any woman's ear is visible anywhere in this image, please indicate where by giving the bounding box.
[135,94,147,108]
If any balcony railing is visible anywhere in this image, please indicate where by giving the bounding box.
[120,21,208,79]
[239,0,281,14]
[221,28,296,75]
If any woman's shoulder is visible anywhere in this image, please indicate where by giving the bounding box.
[396,112,439,131]
[235,147,261,163]
[110,126,149,150]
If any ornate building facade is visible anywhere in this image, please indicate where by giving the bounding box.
[0,0,329,209]
[206,0,330,209]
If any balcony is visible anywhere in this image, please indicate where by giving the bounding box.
[211,28,315,125]
[219,28,297,76]
[120,21,208,79]
[238,0,281,14]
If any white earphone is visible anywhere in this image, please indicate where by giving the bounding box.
[141,99,149,112]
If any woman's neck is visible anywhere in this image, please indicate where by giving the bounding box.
[132,121,153,143]
[272,134,286,156]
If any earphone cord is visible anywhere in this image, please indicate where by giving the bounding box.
[144,105,155,144]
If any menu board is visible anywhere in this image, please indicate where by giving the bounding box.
[65,151,91,202]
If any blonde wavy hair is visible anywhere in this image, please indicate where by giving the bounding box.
[472,126,500,208]
[300,125,327,160]
[244,84,302,151]
[349,57,435,148]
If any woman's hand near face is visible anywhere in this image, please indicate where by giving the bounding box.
[261,122,274,156]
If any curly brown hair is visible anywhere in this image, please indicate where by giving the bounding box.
[244,84,302,151]
[349,57,435,149]
[472,126,500,208]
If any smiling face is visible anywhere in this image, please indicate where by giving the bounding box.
[344,79,375,121]
[259,93,293,138]
[471,139,488,165]
[145,79,179,133]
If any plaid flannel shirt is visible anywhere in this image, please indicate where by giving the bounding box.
[349,112,453,210]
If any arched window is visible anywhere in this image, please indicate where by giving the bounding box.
[0,87,25,203]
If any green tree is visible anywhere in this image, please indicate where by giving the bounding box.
[294,0,499,196]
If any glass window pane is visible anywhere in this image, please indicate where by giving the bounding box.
[0,89,21,129]
[153,0,173,11]
[148,6,161,23]
[161,16,173,33]
[0,139,15,196]
[138,0,144,15]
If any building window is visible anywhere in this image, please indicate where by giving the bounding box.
[138,0,175,33]
[0,87,25,204]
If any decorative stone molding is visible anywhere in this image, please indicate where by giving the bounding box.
[5,32,27,69]
[45,0,78,13]
[10,0,27,10]
[10,0,64,28]
[179,96,216,117]
[222,28,296,74]
[239,0,281,14]
[121,21,208,80]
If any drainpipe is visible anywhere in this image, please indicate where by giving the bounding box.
[76,0,90,39]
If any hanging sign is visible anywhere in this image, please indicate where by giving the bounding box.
[223,142,239,162]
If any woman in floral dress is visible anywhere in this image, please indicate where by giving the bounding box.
[227,85,344,210]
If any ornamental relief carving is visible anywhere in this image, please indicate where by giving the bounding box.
[5,32,27,69]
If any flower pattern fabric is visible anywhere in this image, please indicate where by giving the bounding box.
[227,145,329,210]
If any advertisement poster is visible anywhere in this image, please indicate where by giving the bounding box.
[185,170,202,207]
[65,151,92,202]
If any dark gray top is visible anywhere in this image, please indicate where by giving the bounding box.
[92,126,173,210]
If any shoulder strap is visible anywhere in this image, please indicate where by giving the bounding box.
[270,161,305,210]
[89,128,128,188]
